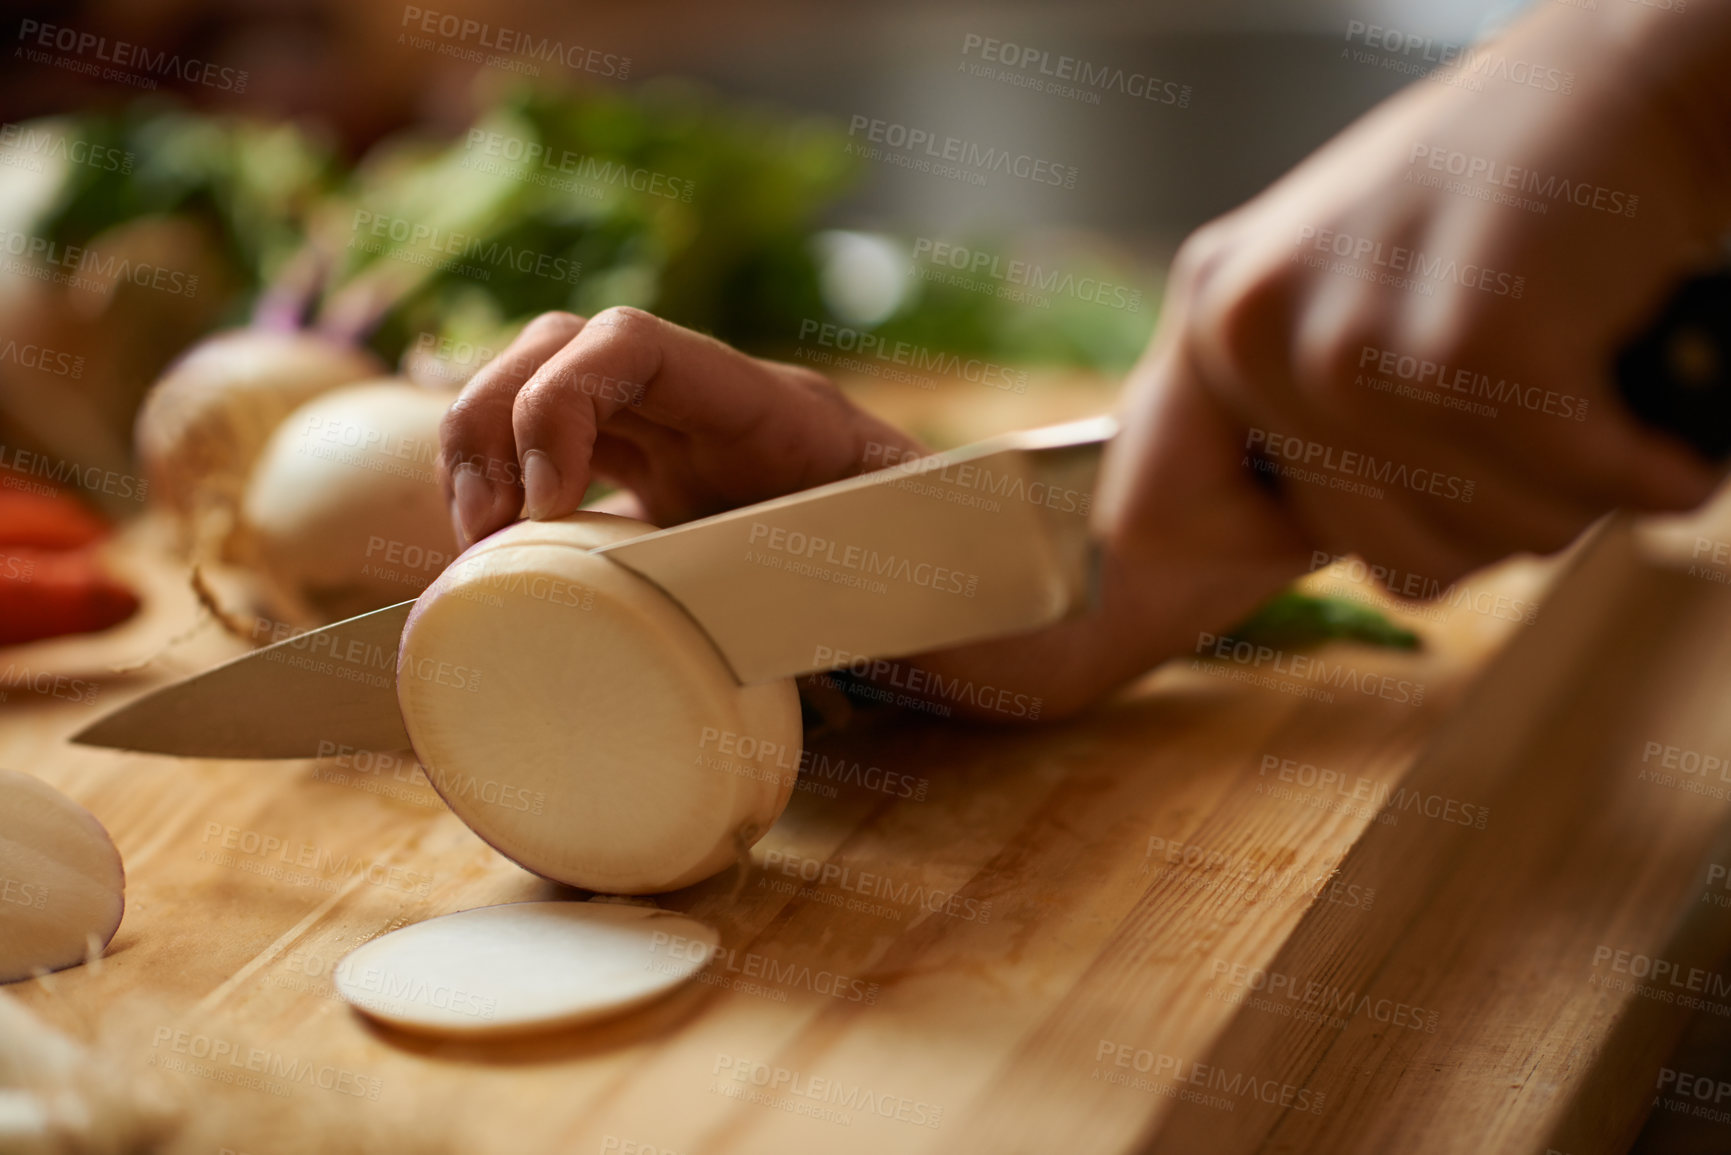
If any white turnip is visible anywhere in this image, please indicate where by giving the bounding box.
[238,380,459,622]
[135,328,383,534]
[397,513,802,895]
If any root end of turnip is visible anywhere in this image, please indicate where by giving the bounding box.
[188,563,260,643]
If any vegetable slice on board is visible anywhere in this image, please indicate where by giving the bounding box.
[333,901,719,1036]
[0,769,125,984]
[398,513,801,895]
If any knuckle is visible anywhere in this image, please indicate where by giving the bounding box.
[521,310,585,340]
[588,305,657,336]
[1169,220,1233,300]
[785,363,844,403]
[513,371,576,420]
[439,395,482,447]
[1189,258,1293,397]
[439,394,510,466]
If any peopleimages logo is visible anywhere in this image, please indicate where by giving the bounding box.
[746,523,979,598]
[845,115,1079,188]
[959,34,1192,108]
[0,122,133,174]
[1356,344,1588,422]
[1246,428,1475,505]
[1295,225,1525,298]
[1092,1040,1327,1113]
[1342,21,1575,95]
[398,7,630,78]
[1406,145,1637,218]
[16,19,249,92]
[349,210,582,285]
[795,319,1029,393]
[461,129,695,202]
[760,849,992,923]
[1259,754,1489,829]
[911,238,1142,312]
[0,227,199,299]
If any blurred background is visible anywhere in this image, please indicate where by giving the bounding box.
[0,0,1526,519]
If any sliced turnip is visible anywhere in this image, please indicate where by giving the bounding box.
[0,769,125,984]
[333,901,719,1036]
[397,513,802,894]
[136,328,384,530]
[238,380,459,622]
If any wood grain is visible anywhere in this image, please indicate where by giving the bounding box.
[5,378,1721,1155]
[0,522,1540,1155]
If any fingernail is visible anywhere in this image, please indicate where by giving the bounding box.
[522,450,560,520]
[453,465,492,547]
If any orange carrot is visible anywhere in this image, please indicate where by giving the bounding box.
[0,488,109,551]
[0,549,139,647]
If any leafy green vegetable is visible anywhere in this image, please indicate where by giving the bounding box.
[21,81,1157,373]
[35,100,341,311]
[322,80,857,362]
[1221,591,1421,652]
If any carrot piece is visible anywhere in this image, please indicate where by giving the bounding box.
[0,488,109,551]
[0,549,140,647]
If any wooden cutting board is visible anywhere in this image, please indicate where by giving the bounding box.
[2,378,1725,1155]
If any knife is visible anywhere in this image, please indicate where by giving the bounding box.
[71,415,1118,758]
[69,258,1731,760]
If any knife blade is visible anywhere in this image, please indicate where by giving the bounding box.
[597,414,1114,683]
[72,601,415,757]
[71,416,1115,758]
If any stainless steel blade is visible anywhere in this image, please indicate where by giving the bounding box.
[72,416,1113,757]
[71,601,414,757]
[596,415,1116,684]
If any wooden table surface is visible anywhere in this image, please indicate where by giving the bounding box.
[5,376,1720,1155]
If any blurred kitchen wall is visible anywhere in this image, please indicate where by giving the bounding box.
[2,0,1517,261]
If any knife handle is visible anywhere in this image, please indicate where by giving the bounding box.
[1615,269,1731,461]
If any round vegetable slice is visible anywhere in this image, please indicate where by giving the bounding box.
[0,769,125,984]
[333,901,719,1036]
[398,513,801,895]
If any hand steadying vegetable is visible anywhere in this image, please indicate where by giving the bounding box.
[439,308,923,536]
[442,0,1731,720]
